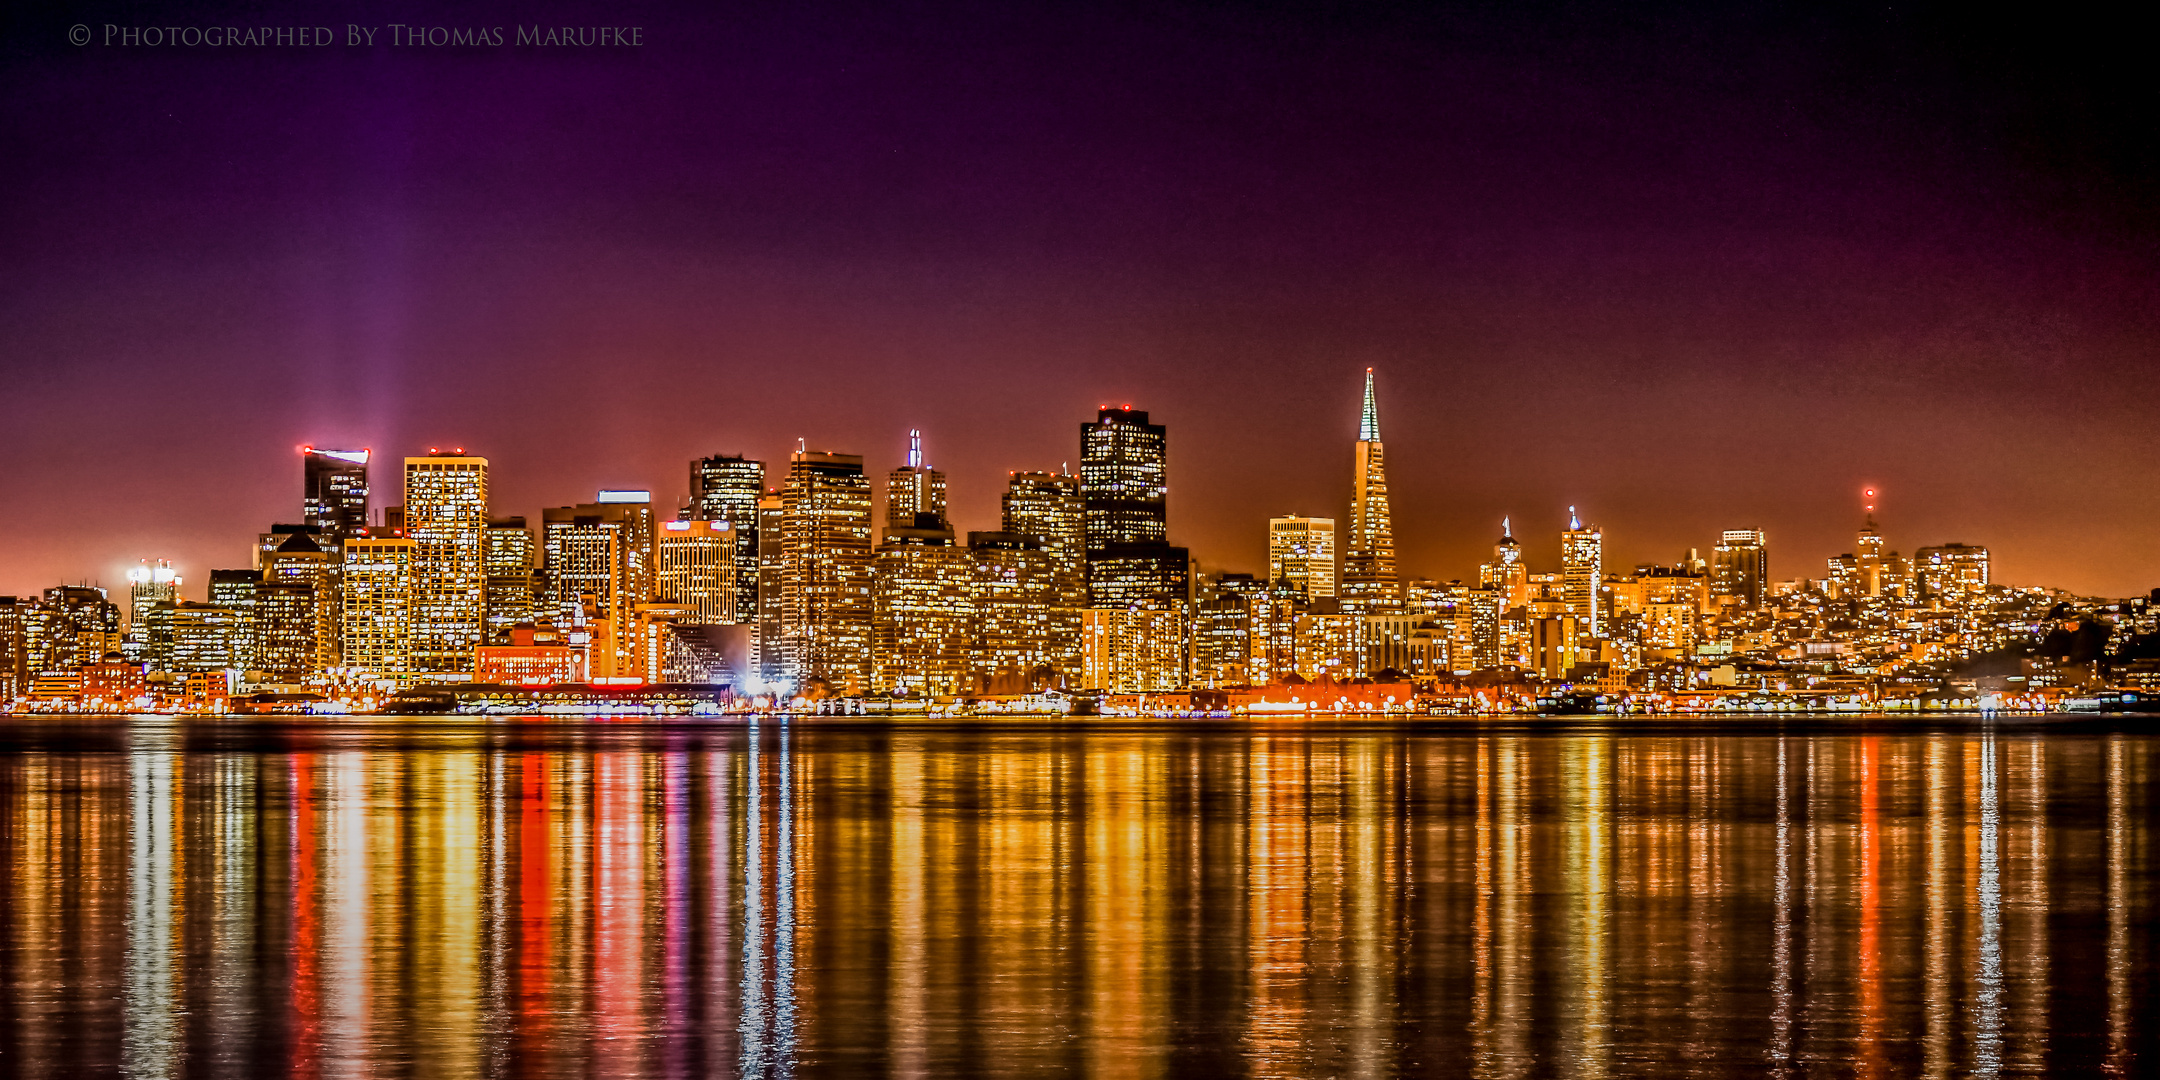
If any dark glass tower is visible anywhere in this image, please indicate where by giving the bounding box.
[1079,407,1188,607]
[689,454,765,624]
[302,448,371,540]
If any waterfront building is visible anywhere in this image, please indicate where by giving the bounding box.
[689,453,765,623]
[404,453,489,678]
[968,531,1074,692]
[484,517,536,644]
[28,586,122,675]
[1080,406,1191,606]
[1246,578,1305,685]
[1268,516,1337,599]
[656,519,737,624]
[0,597,30,702]
[541,492,655,673]
[341,535,416,684]
[780,449,875,693]
[1081,605,1187,692]
[301,447,371,540]
[1561,509,1603,637]
[474,620,587,686]
[1712,528,1769,609]
[871,516,974,697]
[1340,370,1401,613]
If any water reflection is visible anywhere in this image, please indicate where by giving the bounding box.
[0,720,2153,1078]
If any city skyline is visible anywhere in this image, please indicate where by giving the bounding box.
[0,390,2096,606]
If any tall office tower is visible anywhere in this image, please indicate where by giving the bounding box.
[1340,369,1401,614]
[757,494,785,683]
[0,596,30,703]
[1711,528,1769,609]
[541,494,655,619]
[780,449,875,692]
[885,430,948,528]
[126,560,180,633]
[1560,508,1603,638]
[1268,516,1337,598]
[263,531,337,674]
[1002,471,1086,605]
[596,491,657,623]
[342,536,416,683]
[255,524,325,571]
[1479,520,1529,609]
[689,454,765,623]
[657,519,737,624]
[206,569,261,671]
[302,447,372,541]
[252,581,314,682]
[1244,578,1304,685]
[484,518,536,645]
[968,532,1072,692]
[872,515,974,696]
[167,602,244,672]
[1915,543,1990,603]
[1080,407,1192,607]
[405,453,490,678]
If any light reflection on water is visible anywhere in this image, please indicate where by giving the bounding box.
[0,717,2154,1078]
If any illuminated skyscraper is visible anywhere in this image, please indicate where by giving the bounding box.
[404,453,489,678]
[1560,508,1603,637]
[252,580,314,681]
[301,447,371,541]
[757,493,784,682]
[871,516,974,697]
[1340,370,1400,613]
[1267,516,1336,598]
[484,517,536,645]
[689,453,765,623]
[1081,605,1188,691]
[126,559,180,633]
[1711,528,1768,609]
[1080,407,1192,607]
[206,569,260,671]
[341,536,416,684]
[1002,470,1086,609]
[539,492,654,675]
[657,519,737,624]
[263,531,336,674]
[885,430,948,528]
[780,448,874,692]
[968,531,1075,691]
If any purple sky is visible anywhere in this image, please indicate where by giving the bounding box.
[4,1,2157,598]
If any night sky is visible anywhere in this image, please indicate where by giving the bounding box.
[4,1,2156,597]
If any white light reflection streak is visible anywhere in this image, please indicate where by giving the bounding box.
[124,731,178,1079]
[1974,735,2003,1079]
[1770,736,1792,1076]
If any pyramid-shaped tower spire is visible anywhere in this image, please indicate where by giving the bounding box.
[1359,368,1380,442]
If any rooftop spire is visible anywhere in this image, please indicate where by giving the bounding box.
[1501,515,1512,539]
[1358,368,1380,442]
[1569,505,1581,530]
[908,429,923,469]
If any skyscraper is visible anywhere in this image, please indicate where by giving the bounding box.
[780,448,874,693]
[263,531,336,675]
[302,447,371,541]
[967,531,1073,691]
[1340,370,1400,614]
[1267,516,1337,598]
[871,515,973,697]
[342,536,416,683]
[126,559,179,633]
[689,454,765,624]
[657,519,737,624]
[404,453,489,678]
[1079,407,1190,606]
[885,430,947,528]
[1003,470,1086,609]
[1560,508,1603,638]
[1711,528,1769,609]
[484,517,537,644]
